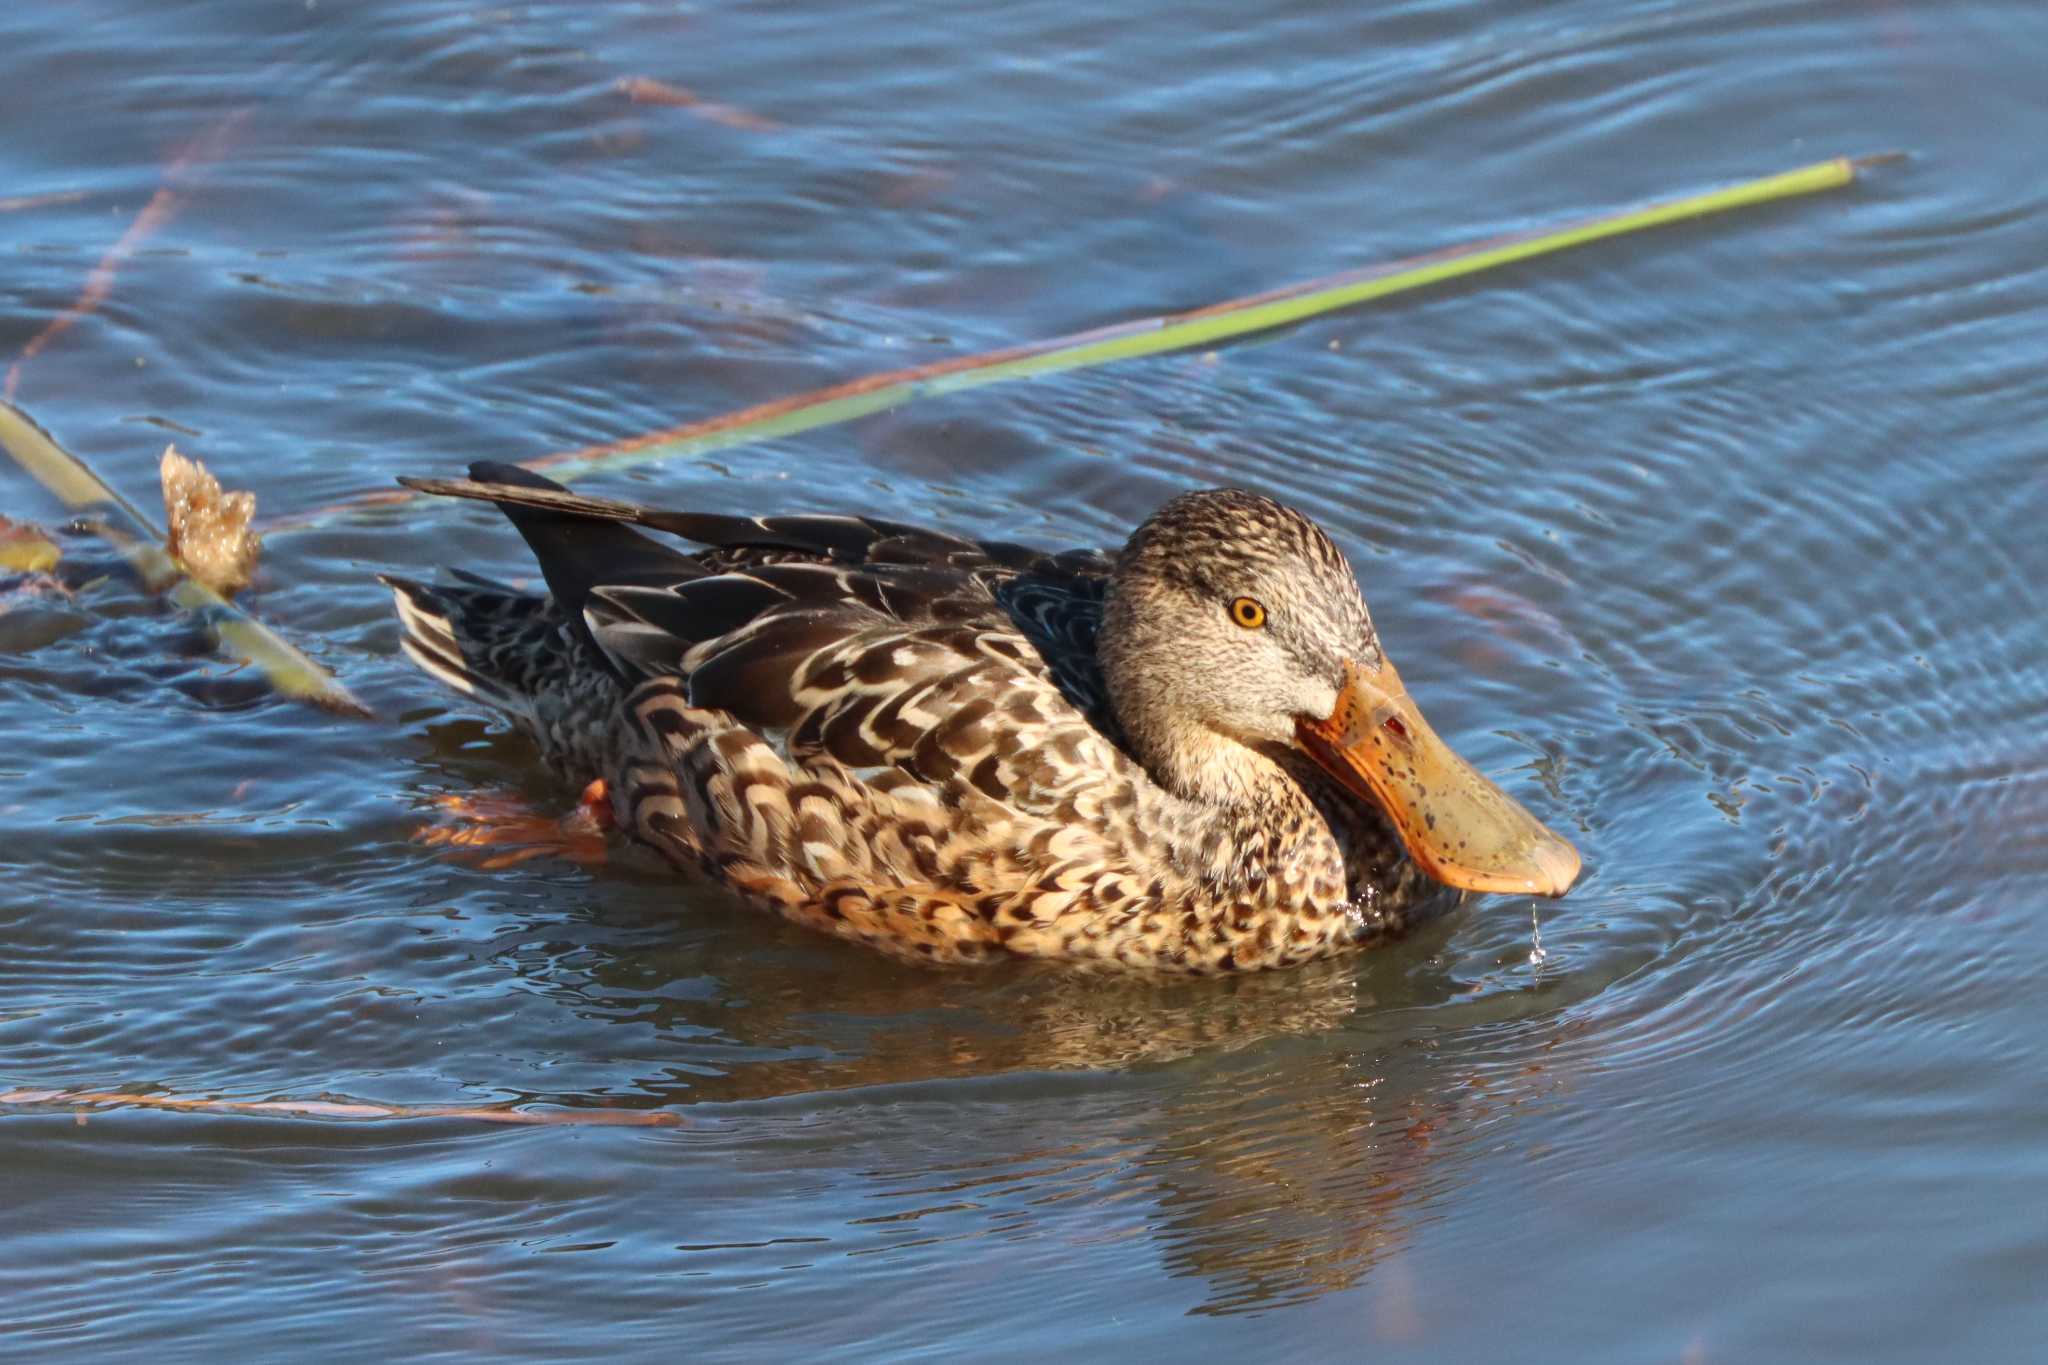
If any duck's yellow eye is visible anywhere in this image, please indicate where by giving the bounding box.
[1229,596,1267,629]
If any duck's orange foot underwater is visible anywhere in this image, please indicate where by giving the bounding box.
[414,779,614,870]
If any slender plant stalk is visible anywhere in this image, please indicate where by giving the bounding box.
[0,402,369,716]
[537,156,1878,481]
[279,153,1879,533]
[0,1087,680,1127]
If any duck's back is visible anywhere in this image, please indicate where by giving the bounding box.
[384,463,1129,816]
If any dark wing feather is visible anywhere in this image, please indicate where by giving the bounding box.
[687,608,883,729]
[593,575,800,654]
[443,463,708,676]
[404,463,1074,575]
[406,463,1026,568]
[993,565,1115,727]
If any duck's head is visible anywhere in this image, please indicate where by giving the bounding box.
[1099,488,1579,898]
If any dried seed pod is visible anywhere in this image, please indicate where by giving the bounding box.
[160,444,260,595]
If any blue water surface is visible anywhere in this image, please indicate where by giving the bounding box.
[3,0,2045,1358]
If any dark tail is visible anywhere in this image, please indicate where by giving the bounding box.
[385,462,714,720]
[380,570,560,721]
[455,461,703,670]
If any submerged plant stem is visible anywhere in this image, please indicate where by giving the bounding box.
[0,1088,681,1127]
[4,109,248,402]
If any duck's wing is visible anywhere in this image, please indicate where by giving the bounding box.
[406,463,1125,800]
[400,462,1067,571]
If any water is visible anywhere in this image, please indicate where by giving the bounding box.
[3,0,2045,1357]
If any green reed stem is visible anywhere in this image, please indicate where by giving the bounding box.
[0,402,370,716]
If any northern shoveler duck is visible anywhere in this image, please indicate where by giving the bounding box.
[385,464,1579,973]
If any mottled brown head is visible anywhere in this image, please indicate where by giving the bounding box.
[1100,488,1579,899]
[1102,490,1369,767]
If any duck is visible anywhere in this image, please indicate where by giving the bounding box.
[383,463,1579,973]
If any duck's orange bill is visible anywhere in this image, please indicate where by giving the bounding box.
[1297,656,1581,897]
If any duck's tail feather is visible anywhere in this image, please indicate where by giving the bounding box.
[423,461,707,673]
[380,571,555,725]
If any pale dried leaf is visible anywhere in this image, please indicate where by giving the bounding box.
[161,444,261,594]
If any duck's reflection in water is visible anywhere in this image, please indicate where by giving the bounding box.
[510,916,1562,1318]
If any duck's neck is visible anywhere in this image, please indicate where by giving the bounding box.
[1143,722,1301,813]
[1136,739,1338,892]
